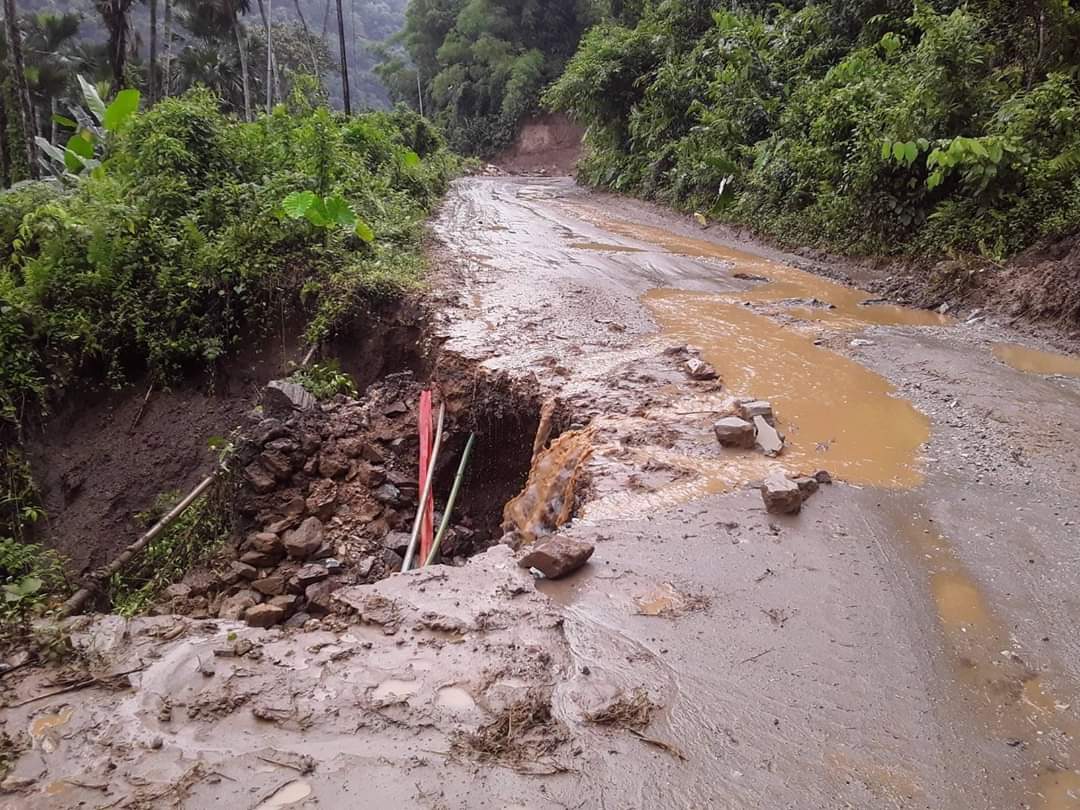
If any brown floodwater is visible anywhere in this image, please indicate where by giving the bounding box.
[645,289,930,489]
[993,343,1080,378]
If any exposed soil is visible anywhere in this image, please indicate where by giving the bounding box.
[495,113,583,176]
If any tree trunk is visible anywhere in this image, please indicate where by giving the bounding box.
[0,88,10,188]
[148,0,158,103]
[232,15,252,121]
[103,0,133,92]
[255,0,278,113]
[293,0,320,75]
[163,0,173,96]
[50,97,57,145]
[2,0,37,178]
[335,0,350,114]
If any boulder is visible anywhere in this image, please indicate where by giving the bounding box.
[381,532,411,555]
[283,496,307,517]
[753,416,784,457]
[264,380,316,416]
[294,564,330,587]
[318,451,348,479]
[685,357,719,381]
[518,537,595,579]
[240,549,279,568]
[230,561,259,582]
[253,418,287,446]
[164,583,192,600]
[305,579,344,614]
[382,548,403,573]
[244,532,284,559]
[814,470,833,485]
[761,473,802,515]
[258,450,294,481]
[792,476,820,497]
[244,603,286,628]
[283,517,325,560]
[269,594,300,616]
[714,417,756,449]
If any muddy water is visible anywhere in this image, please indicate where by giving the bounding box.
[994,343,1080,378]
[646,289,930,488]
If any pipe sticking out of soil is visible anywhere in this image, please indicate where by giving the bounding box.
[425,432,476,567]
[402,402,446,572]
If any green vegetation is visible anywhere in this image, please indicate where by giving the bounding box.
[0,535,68,632]
[378,0,601,155]
[107,488,228,616]
[289,360,359,399]
[546,1,1080,258]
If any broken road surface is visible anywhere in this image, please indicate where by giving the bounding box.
[5,177,1080,809]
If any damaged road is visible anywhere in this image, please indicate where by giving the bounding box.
[4,177,1080,809]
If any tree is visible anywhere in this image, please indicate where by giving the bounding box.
[178,0,254,120]
[95,0,136,92]
[148,0,159,102]
[163,0,174,96]
[2,0,36,178]
[24,13,82,143]
[335,0,350,114]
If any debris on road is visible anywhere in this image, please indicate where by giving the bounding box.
[761,473,803,514]
[753,415,785,456]
[685,357,719,381]
[518,536,595,579]
[737,399,775,425]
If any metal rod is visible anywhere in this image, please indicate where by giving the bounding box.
[424,433,475,567]
[401,402,445,571]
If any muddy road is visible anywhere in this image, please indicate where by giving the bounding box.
[4,176,1080,809]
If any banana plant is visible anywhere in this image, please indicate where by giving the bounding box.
[280,190,375,242]
[35,75,140,179]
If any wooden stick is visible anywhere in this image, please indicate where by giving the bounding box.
[60,475,217,617]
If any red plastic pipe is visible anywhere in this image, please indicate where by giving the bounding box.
[418,390,434,563]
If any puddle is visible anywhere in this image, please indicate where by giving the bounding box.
[930,571,992,631]
[503,428,595,543]
[436,686,476,712]
[1038,769,1080,810]
[645,289,929,488]
[572,213,950,328]
[993,344,1080,378]
[254,780,312,809]
[372,679,420,701]
[29,706,73,753]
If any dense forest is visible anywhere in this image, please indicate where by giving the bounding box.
[545,0,1080,258]
[377,0,602,155]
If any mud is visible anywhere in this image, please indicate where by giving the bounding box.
[4,176,1080,809]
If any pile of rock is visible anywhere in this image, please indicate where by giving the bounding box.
[666,344,721,383]
[162,378,480,628]
[714,400,785,457]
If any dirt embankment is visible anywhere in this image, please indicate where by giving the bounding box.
[496,113,584,176]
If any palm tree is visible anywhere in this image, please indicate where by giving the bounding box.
[162,0,173,96]
[180,0,253,120]
[147,0,158,102]
[24,13,81,143]
[2,0,36,178]
[335,0,350,114]
[95,0,136,92]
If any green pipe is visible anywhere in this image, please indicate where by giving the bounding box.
[424,432,476,567]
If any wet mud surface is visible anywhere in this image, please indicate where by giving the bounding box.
[4,177,1080,808]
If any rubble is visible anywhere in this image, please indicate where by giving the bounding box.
[283,517,325,560]
[737,399,774,425]
[685,357,719,381]
[244,603,286,627]
[518,537,595,579]
[264,380,317,414]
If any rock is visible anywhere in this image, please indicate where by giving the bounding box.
[733,272,768,282]
[230,561,259,582]
[354,556,375,579]
[383,400,408,416]
[318,451,348,479]
[181,570,216,597]
[360,442,386,464]
[264,516,299,535]
[269,594,300,616]
[164,583,192,600]
[244,532,285,559]
[792,476,819,497]
[284,611,311,629]
[753,416,784,457]
[295,564,330,587]
[253,576,286,597]
[240,550,279,568]
[305,579,343,614]
[381,531,411,555]
[714,417,756,449]
[373,483,401,505]
[253,418,287,446]
[305,479,339,520]
[258,449,294,481]
[849,338,875,348]
[814,470,833,484]
[264,380,316,416]
[283,517,325,560]
[349,461,385,487]
[684,357,719,381]
[283,496,306,517]
[243,461,276,494]
[219,590,259,620]
[737,400,774,425]
[382,548,404,573]
[519,537,595,579]
[324,558,345,574]
[761,473,802,515]
[244,603,286,628]
[337,437,366,458]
